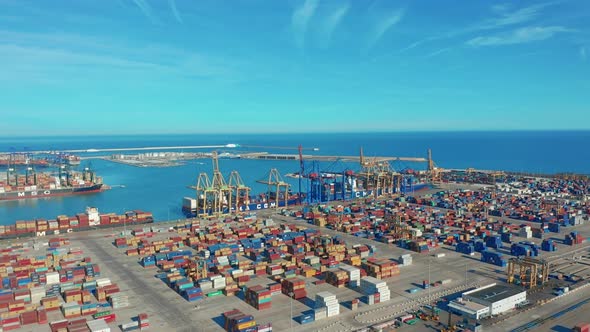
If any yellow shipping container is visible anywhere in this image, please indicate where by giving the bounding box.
[237,320,257,330]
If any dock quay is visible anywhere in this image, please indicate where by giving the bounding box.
[2,172,590,331]
[241,153,428,163]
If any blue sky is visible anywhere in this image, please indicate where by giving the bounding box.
[0,0,589,135]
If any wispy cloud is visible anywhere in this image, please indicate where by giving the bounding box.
[581,47,587,61]
[367,9,404,49]
[467,26,572,47]
[481,2,553,29]
[319,3,350,47]
[168,0,183,24]
[379,2,555,58]
[132,0,158,24]
[291,0,319,49]
[424,47,451,58]
[491,3,511,14]
[0,30,245,85]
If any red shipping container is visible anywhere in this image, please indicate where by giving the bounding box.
[37,308,48,324]
[102,313,117,323]
[1,316,20,324]
[3,324,22,331]
[292,288,307,300]
[20,311,38,325]
[50,320,69,331]
[574,324,590,332]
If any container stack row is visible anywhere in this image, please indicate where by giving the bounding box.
[281,278,307,300]
[360,276,391,304]
[223,309,273,332]
[362,259,399,280]
[565,232,586,245]
[245,285,272,310]
[0,240,128,331]
[314,291,340,320]
[541,239,557,251]
[510,242,540,257]
[339,264,361,287]
[481,250,507,267]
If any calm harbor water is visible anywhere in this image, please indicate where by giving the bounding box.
[1,131,589,225]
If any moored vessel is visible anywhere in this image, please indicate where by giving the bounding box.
[0,207,154,239]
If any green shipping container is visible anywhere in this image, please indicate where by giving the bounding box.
[93,311,112,319]
[179,283,193,290]
[207,291,223,297]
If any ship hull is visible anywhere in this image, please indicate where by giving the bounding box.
[183,183,431,217]
[0,209,154,239]
[0,219,154,240]
[0,184,104,201]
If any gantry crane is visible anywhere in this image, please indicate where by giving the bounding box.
[507,257,549,289]
[6,166,17,187]
[192,152,248,216]
[228,170,250,213]
[306,160,323,204]
[187,257,208,280]
[376,160,400,195]
[298,145,305,204]
[427,148,442,184]
[210,151,232,216]
[195,172,215,217]
[25,166,37,186]
[490,170,505,184]
[314,158,358,202]
[357,147,379,197]
[357,147,400,197]
[256,168,289,210]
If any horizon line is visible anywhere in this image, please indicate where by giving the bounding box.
[1,128,590,138]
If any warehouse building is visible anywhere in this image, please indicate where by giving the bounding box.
[449,283,527,320]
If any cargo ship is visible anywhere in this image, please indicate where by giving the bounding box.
[0,207,154,239]
[182,192,301,216]
[0,155,50,168]
[182,181,430,216]
[0,166,106,201]
[181,151,430,216]
[62,154,81,166]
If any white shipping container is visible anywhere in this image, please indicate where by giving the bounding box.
[122,322,139,329]
[87,318,111,332]
[270,269,284,276]
[96,278,112,287]
[320,299,339,307]
[231,269,244,276]
[316,291,336,300]
[314,308,327,320]
[199,281,213,289]
[46,272,60,285]
[182,197,197,210]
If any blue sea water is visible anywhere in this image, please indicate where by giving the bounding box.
[1,131,589,225]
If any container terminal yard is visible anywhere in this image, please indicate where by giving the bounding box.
[1,150,590,332]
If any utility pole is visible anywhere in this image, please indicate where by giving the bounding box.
[428,258,432,300]
[465,261,468,284]
[289,291,294,332]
